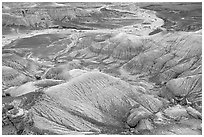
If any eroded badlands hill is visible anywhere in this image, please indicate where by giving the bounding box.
[2,2,202,135]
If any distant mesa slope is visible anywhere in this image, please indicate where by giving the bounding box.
[2,2,201,34]
[141,2,202,31]
[2,2,143,32]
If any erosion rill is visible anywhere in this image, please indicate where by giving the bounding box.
[2,2,202,135]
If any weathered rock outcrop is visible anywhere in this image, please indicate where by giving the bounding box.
[162,74,202,112]
[2,71,201,135]
[4,71,165,134]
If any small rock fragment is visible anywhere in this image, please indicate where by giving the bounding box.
[127,106,152,127]
[136,119,154,132]
[186,106,202,119]
[163,105,188,119]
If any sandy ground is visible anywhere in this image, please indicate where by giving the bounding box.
[2,6,164,47]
